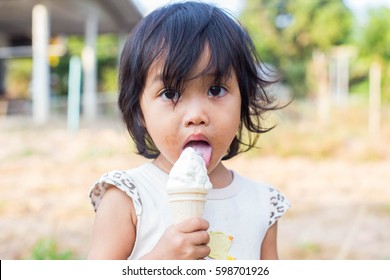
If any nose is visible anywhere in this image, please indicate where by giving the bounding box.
[183,99,210,127]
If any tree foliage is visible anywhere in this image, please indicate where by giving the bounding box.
[241,0,353,97]
[356,7,390,101]
[51,34,120,96]
[358,8,390,61]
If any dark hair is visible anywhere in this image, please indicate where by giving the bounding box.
[118,1,279,160]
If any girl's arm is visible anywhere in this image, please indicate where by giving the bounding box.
[260,221,279,260]
[88,185,210,260]
[87,186,137,259]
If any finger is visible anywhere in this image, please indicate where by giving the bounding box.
[176,217,209,233]
[186,229,210,246]
[194,244,211,260]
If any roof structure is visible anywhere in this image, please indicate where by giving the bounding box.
[0,0,143,124]
[0,0,142,37]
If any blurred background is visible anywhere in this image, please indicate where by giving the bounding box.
[0,0,389,259]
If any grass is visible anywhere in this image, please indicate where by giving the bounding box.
[28,238,75,260]
[15,148,36,158]
[372,203,390,217]
[287,241,325,259]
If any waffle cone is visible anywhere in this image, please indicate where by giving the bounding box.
[167,187,208,224]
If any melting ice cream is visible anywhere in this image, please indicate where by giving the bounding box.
[167,147,212,190]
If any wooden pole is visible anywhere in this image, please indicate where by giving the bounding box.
[368,60,381,139]
[313,50,330,126]
[32,4,50,124]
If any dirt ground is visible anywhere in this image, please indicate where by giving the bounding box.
[0,116,389,260]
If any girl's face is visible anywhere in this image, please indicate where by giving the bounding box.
[140,49,241,176]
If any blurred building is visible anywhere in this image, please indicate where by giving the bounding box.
[0,0,142,123]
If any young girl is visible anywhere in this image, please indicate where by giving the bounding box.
[88,1,290,260]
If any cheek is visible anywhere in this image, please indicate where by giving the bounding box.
[146,120,180,152]
[221,119,240,144]
[225,98,241,133]
[163,134,180,149]
[214,106,241,148]
[225,101,241,141]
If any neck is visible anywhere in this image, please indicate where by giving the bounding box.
[208,162,233,189]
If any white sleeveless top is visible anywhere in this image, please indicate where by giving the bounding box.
[90,163,290,260]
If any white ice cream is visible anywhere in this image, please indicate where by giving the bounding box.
[167,147,212,190]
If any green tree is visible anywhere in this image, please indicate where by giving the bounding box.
[357,7,390,102]
[241,0,353,97]
[359,8,390,61]
[51,34,120,96]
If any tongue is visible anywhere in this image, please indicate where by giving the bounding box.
[187,141,212,167]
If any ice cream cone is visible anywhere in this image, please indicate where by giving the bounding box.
[167,187,208,224]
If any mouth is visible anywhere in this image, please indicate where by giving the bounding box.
[183,138,212,167]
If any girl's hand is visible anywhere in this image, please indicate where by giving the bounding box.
[141,217,210,260]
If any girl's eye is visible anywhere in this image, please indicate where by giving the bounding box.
[208,85,227,97]
[160,89,180,101]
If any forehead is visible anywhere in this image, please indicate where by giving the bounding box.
[146,45,232,85]
[151,46,209,71]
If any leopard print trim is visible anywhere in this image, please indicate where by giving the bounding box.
[89,170,142,215]
[268,187,291,227]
